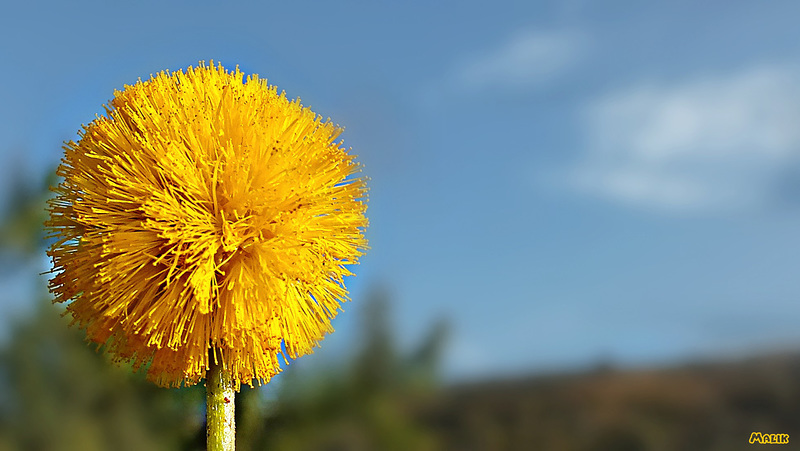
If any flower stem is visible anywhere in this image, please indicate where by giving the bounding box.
[207,356,235,451]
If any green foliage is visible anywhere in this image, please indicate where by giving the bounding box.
[0,167,54,256]
[0,291,447,450]
[238,287,447,451]
[0,301,205,451]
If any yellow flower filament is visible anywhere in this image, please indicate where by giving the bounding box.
[46,62,368,389]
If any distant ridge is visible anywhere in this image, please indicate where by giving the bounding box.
[419,351,800,450]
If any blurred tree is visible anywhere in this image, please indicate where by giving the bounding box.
[405,318,448,392]
[353,286,397,393]
[242,286,448,451]
[0,300,204,451]
[0,164,54,257]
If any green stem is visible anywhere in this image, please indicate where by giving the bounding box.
[207,356,235,451]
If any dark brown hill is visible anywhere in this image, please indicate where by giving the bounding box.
[419,354,800,450]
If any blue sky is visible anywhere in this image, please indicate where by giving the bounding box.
[4,0,800,382]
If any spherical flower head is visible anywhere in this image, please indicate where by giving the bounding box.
[46,61,368,389]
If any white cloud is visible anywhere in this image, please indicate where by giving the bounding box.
[455,30,585,90]
[569,65,800,212]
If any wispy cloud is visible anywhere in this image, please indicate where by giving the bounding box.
[454,29,586,91]
[568,65,800,212]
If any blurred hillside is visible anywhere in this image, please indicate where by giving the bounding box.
[421,354,800,451]
[1,174,799,450]
[3,296,800,450]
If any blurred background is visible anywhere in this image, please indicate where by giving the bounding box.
[4,1,800,449]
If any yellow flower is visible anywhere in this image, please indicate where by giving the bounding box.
[46,61,368,389]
